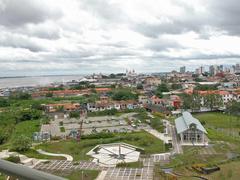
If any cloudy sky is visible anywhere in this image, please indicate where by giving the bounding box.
[0,0,240,76]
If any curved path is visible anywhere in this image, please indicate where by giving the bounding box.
[37,149,73,161]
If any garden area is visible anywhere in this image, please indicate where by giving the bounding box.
[36,131,167,161]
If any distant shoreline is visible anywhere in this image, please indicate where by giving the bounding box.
[0,74,85,79]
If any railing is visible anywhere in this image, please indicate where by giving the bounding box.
[0,159,66,180]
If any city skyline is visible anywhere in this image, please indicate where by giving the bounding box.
[0,0,240,76]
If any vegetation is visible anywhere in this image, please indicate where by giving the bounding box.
[181,93,223,111]
[171,83,182,90]
[181,93,201,111]
[116,161,143,168]
[5,156,21,163]
[204,94,223,110]
[36,131,167,161]
[194,84,219,91]
[136,83,143,89]
[10,92,32,100]
[226,101,240,116]
[111,89,138,100]
[0,98,10,107]
[87,108,118,116]
[69,111,80,118]
[150,118,164,133]
[11,135,32,152]
[60,127,65,132]
[155,83,169,98]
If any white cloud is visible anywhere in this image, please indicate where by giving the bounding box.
[0,0,239,76]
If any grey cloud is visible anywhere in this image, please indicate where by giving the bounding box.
[80,0,126,23]
[133,0,240,38]
[0,32,46,52]
[145,38,183,51]
[0,0,62,27]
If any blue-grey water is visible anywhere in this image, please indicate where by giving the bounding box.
[0,75,83,88]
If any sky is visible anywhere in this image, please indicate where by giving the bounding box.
[0,0,240,76]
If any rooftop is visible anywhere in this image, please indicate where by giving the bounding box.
[175,111,207,134]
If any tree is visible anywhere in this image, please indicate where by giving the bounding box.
[155,91,163,98]
[0,98,10,107]
[191,93,202,112]
[69,111,80,118]
[226,101,240,116]
[182,94,192,110]
[12,135,32,152]
[204,94,223,110]
[194,84,219,91]
[112,90,138,100]
[171,83,182,90]
[156,84,169,92]
[45,92,53,97]
[154,84,169,98]
[136,84,143,89]
[10,92,32,100]
[182,93,202,112]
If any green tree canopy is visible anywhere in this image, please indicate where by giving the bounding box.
[12,135,32,152]
[111,90,138,100]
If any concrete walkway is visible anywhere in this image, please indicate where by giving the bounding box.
[37,149,73,161]
[168,125,183,154]
[96,170,108,180]
[144,127,172,144]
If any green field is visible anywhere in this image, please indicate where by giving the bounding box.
[36,131,167,161]
[166,112,240,179]
[194,112,240,143]
[194,112,240,129]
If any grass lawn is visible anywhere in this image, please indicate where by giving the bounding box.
[36,131,166,161]
[193,112,240,148]
[208,160,240,180]
[23,149,65,160]
[0,120,41,150]
[193,112,240,129]
[0,173,7,180]
[10,120,41,142]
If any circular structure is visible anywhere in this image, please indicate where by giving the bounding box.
[87,143,142,167]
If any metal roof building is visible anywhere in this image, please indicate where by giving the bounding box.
[175,111,207,134]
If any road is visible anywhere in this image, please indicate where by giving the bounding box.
[168,124,183,154]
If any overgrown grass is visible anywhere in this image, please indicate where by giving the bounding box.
[193,112,240,129]
[10,120,40,141]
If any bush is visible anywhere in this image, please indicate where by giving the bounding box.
[0,98,10,107]
[12,135,32,152]
[5,156,21,163]
[111,90,138,100]
[69,111,80,118]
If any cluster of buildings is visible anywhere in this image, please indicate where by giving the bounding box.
[179,63,240,76]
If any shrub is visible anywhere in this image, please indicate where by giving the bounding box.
[12,135,32,152]
[5,156,21,163]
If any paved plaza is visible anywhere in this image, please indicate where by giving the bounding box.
[34,160,154,180]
